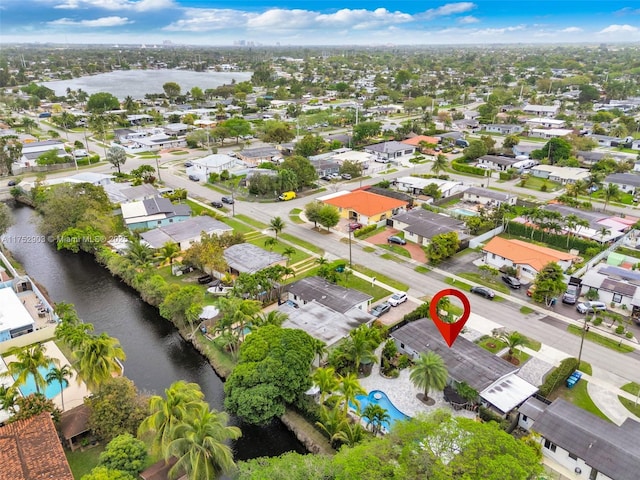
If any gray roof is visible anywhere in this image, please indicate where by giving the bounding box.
[605,172,640,188]
[464,186,515,201]
[239,146,280,159]
[392,209,465,240]
[518,397,548,421]
[600,278,637,297]
[365,141,413,154]
[286,276,371,314]
[391,319,517,391]
[140,215,232,248]
[478,155,520,167]
[533,399,640,480]
[544,204,608,230]
[120,184,161,201]
[223,243,285,273]
[142,197,191,217]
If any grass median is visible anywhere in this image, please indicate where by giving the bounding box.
[567,324,634,353]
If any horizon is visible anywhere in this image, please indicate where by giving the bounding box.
[2,1,640,46]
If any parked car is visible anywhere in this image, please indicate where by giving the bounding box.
[371,302,391,317]
[501,275,521,289]
[341,173,352,180]
[320,175,332,181]
[562,284,579,304]
[188,174,199,181]
[576,301,607,314]
[7,180,16,186]
[526,284,536,297]
[211,201,223,208]
[388,236,407,245]
[470,286,495,299]
[184,161,193,167]
[388,292,408,306]
[348,222,363,232]
[197,274,214,285]
[221,196,234,204]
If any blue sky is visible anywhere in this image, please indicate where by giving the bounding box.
[2,1,640,45]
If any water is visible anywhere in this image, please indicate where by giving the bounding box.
[355,390,410,431]
[450,208,478,217]
[13,362,64,399]
[4,204,305,460]
[40,70,253,100]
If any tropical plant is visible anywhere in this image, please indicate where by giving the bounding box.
[46,364,72,410]
[6,343,54,395]
[361,403,390,436]
[312,367,339,405]
[264,237,277,251]
[282,246,296,265]
[156,242,180,266]
[409,351,448,403]
[269,216,286,240]
[431,153,448,175]
[315,405,349,447]
[336,373,366,417]
[498,331,527,361]
[73,333,126,392]
[106,145,127,173]
[602,183,620,212]
[0,385,19,415]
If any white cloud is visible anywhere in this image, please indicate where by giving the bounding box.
[458,15,479,24]
[419,2,476,20]
[48,16,132,27]
[164,9,250,32]
[614,7,640,15]
[53,0,173,12]
[598,24,638,34]
[559,27,583,33]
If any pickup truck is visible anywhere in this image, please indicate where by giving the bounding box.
[197,274,213,284]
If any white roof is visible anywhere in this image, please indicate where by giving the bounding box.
[527,117,566,125]
[480,373,538,414]
[120,201,148,221]
[530,128,573,137]
[0,288,35,336]
[193,154,236,168]
[332,150,374,163]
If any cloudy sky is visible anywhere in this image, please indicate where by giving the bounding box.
[2,0,640,45]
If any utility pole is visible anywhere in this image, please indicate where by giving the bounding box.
[348,227,353,267]
[155,152,162,182]
[577,312,593,368]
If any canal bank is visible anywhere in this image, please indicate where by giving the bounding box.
[4,203,307,460]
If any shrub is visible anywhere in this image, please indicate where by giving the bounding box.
[451,160,486,176]
[397,354,411,370]
[505,221,603,255]
[615,325,625,335]
[402,302,431,322]
[538,357,579,398]
[98,434,148,476]
[592,317,603,326]
[353,224,377,237]
[626,332,633,339]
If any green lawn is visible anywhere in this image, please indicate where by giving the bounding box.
[354,226,386,240]
[476,336,507,354]
[522,335,542,352]
[619,382,640,418]
[578,360,593,375]
[235,214,269,230]
[279,232,325,255]
[66,445,105,479]
[415,265,431,274]
[567,325,634,353]
[555,381,610,422]
[621,382,640,395]
[520,306,535,315]
[291,264,392,301]
[351,265,409,292]
[222,217,257,235]
[363,246,375,253]
[379,244,412,257]
[247,237,309,265]
[520,176,562,192]
[456,272,512,294]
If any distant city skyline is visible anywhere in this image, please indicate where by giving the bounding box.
[2,1,640,46]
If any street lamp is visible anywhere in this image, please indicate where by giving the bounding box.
[577,311,594,368]
[348,227,353,267]
[154,152,162,183]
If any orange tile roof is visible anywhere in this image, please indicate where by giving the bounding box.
[483,237,578,272]
[323,191,408,217]
[401,136,439,146]
[0,412,74,480]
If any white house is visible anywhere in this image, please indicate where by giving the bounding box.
[530,165,590,184]
[603,173,640,196]
[140,215,232,250]
[526,117,566,129]
[187,154,237,181]
[529,128,573,139]
[523,104,559,117]
[394,176,462,197]
[364,141,415,162]
[462,186,517,207]
[483,124,523,135]
[579,264,640,310]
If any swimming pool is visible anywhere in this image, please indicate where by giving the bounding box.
[450,207,478,217]
[12,362,65,399]
[354,390,410,431]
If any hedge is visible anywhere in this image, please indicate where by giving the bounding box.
[353,224,377,238]
[538,357,579,397]
[505,221,604,255]
[451,161,486,176]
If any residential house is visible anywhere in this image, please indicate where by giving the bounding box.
[237,146,280,166]
[603,172,640,196]
[477,155,521,171]
[390,209,467,247]
[17,140,69,168]
[632,139,640,151]
[512,144,539,158]
[0,412,74,480]
[462,186,517,207]
[364,141,415,162]
[519,398,640,480]
[576,150,626,166]
[140,215,232,250]
[0,287,35,342]
[392,319,538,415]
[401,135,440,152]
[331,149,375,170]
[529,128,574,139]
[544,204,631,243]
[522,104,559,117]
[126,114,153,126]
[187,154,237,181]
[579,264,640,310]
[436,132,465,144]
[286,276,372,313]
[103,183,160,204]
[124,132,186,152]
[482,237,579,279]
[526,118,566,129]
[311,157,341,177]
[394,176,462,197]
[530,165,590,184]
[588,134,624,148]
[319,190,408,224]
[223,243,286,274]
[121,197,191,231]
[483,124,523,135]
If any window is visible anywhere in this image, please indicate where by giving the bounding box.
[521,415,528,422]
[400,343,405,349]
[568,452,578,460]
[612,293,622,304]
[544,439,557,452]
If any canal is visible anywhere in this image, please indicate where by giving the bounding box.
[4,204,305,460]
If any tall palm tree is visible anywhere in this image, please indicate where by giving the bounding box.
[6,343,54,395]
[269,216,286,240]
[431,153,448,175]
[46,364,72,411]
[312,367,339,405]
[0,385,19,415]
[167,404,241,480]
[55,320,94,349]
[603,183,620,212]
[362,403,391,436]
[315,405,349,447]
[564,214,580,248]
[138,381,205,457]
[598,226,611,243]
[409,351,448,404]
[264,237,277,251]
[156,242,180,266]
[126,238,155,268]
[252,310,288,329]
[336,373,366,417]
[331,421,365,447]
[342,325,380,375]
[283,246,296,265]
[498,331,527,360]
[73,333,126,392]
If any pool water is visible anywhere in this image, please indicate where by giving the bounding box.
[353,390,410,431]
[12,363,65,399]
[450,208,478,217]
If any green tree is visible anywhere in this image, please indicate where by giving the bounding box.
[74,332,126,392]
[361,403,390,436]
[304,201,322,227]
[280,155,317,188]
[0,385,20,416]
[106,146,127,174]
[427,232,459,264]
[336,372,366,417]
[6,343,53,395]
[499,331,527,361]
[0,202,14,237]
[86,92,120,113]
[339,160,363,178]
[162,82,181,100]
[409,351,448,403]
[532,137,572,164]
[603,182,620,212]
[294,134,327,157]
[317,204,340,231]
[503,134,520,149]
[269,216,286,240]
[167,403,241,480]
[12,393,60,422]
[463,140,488,160]
[532,262,567,306]
[352,121,382,143]
[45,364,72,411]
[431,154,448,175]
[98,433,148,477]
[422,183,442,199]
[220,117,252,143]
[81,466,136,480]
[261,120,295,143]
[312,367,339,405]
[155,242,180,266]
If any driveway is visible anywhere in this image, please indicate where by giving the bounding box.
[372,299,420,327]
[365,228,427,263]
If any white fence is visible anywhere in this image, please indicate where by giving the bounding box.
[469,225,504,249]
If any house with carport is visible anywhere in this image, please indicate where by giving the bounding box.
[392,319,538,416]
[187,154,237,181]
[578,264,640,311]
[482,237,579,280]
[462,186,517,207]
[390,209,467,247]
[319,190,408,225]
[140,215,232,251]
[394,176,462,197]
[121,197,191,231]
[603,172,640,196]
[477,155,521,171]
[364,141,415,162]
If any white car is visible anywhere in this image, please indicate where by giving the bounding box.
[388,292,408,306]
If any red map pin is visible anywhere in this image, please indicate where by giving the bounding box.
[429,288,471,347]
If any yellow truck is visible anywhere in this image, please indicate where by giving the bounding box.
[278,191,296,201]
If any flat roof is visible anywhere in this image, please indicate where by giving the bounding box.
[223,243,285,273]
[0,288,35,335]
[286,276,371,314]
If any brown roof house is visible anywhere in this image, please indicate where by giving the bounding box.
[0,412,74,480]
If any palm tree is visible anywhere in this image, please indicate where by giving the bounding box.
[167,403,241,480]
[315,405,349,447]
[55,320,93,349]
[283,246,296,265]
[603,183,620,212]
[0,385,19,415]
[252,310,288,329]
[564,214,580,248]
[362,403,391,436]
[431,153,448,175]
[126,238,155,268]
[6,343,54,395]
[312,367,339,405]
[73,333,126,392]
[315,256,328,266]
[336,373,366,417]
[341,326,380,375]
[498,331,527,361]
[264,237,277,251]
[138,381,205,457]
[331,421,365,447]
[46,364,72,411]
[156,242,180,266]
[269,216,286,240]
[409,351,448,404]
[598,226,611,243]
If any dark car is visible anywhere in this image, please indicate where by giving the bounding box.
[388,235,407,245]
[7,180,16,186]
[188,174,199,181]
[470,286,495,299]
[197,274,214,284]
[371,302,391,317]
[502,275,521,289]
[211,201,223,208]
[184,161,193,167]
[221,196,234,204]
[348,222,363,231]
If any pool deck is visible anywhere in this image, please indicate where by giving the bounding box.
[2,340,90,413]
[358,345,476,421]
